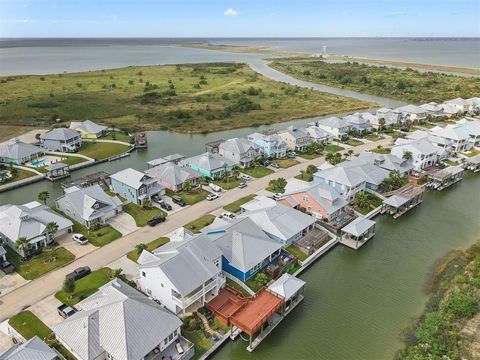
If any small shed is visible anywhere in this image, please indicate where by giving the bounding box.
[268,273,305,311]
[340,217,376,250]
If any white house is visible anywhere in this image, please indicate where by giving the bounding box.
[391,138,446,170]
[278,126,312,151]
[55,185,123,227]
[444,98,473,114]
[40,128,82,152]
[375,108,402,127]
[312,117,350,139]
[429,125,470,153]
[304,126,331,144]
[420,102,445,120]
[456,118,480,147]
[248,132,288,158]
[110,168,164,205]
[358,151,414,175]
[138,234,225,315]
[343,113,372,133]
[313,165,366,200]
[439,103,462,117]
[218,137,260,168]
[395,105,427,122]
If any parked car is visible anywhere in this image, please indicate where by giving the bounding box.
[57,304,77,319]
[171,196,186,207]
[220,211,236,219]
[237,182,247,189]
[159,201,173,211]
[151,195,162,204]
[0,260,14,274]
[209,183,222,192]
[272,193,283,200]
[206,193,219,201]
[72,233,88,245]
[66,266,91,282]
[271,162,280,169]
[239,174,251,181]
[260,159,271,167]
[147,216,166,227]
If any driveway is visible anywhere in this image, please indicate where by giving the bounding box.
[0,273,28,297]
[107,256,139,282]
[29,295,63,329]
[56,233,96,258]
[108,212,139,235]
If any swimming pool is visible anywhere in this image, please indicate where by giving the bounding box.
[31,159,48,167]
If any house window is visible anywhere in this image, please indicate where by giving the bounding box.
[164,338,168,345]
[146,288,152,295]
[142,271,146,277]
[302,196,308,202]
[168,333,174,342]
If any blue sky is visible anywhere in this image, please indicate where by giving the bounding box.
[1,0,479,38]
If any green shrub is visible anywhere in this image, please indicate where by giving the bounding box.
[442,292,478,319]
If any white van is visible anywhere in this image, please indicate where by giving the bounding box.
[240,174,251,181]
[209,183,222,192]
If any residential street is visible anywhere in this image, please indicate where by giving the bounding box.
[0,137,391,322]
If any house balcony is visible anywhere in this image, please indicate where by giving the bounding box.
[172,275,225,309]
[145,336,194,360]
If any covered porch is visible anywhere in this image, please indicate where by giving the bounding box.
[144,335,194,360]
[340,217,376,250]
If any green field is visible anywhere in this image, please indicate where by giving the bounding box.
[241,166,274,178]
[55,267,112,306]
[127,237,170,263]
[271,158,300,168]
[0,63,374,135]
[326,144,344,153]
[184,214,216,233]
[123,203,166,227]
[166,187,210,205]
[78,141,130,160]
[270,58,480,103]
[223,194,256,213]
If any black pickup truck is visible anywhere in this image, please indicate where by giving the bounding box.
[0,260,14,274]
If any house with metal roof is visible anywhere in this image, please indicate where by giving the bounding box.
[278,183,348,223]
[203,217,283,281]
[391,138,447,170]
[185,152,235,179]
[0,336,58,360]
[138,234,225,316]
[219,137,260,168]
[110,168,164,205]
[56,185,123,227]
[444,98,474,114]
[358,151,414,175]
[339,158,391,191]
[310,116,350,139]
[439,103,462,117]
[304,126,331,144]
[429,125,471,153]
[237,198,316,247]
[144,163,202,192]
[374,107,403,127]
[53,278,192,360]
[313,165,366,200]
[247,132,287,158]
[40,128,82,152]
[69,120,107,139]
[0,201,73,257]
[343,113,372,133]
[0,139,43,165]
[395,105,427,122]
[340,217,376,250]
[455,118,480,147]
[420,102,445,119]
[278,126,312,151]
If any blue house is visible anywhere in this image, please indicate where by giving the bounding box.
[185,152,234,179]
[110,168,164,205]
[203,217,282,281]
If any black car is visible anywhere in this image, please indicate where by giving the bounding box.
[147,216,166,226]
[160,201,173,211]
[0,261,14,274]
[66,266,91,282]
[171,196,186,207]
[57,304,77,319]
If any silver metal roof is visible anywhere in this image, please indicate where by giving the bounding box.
[341,217,376,237]
[0,336,57,360]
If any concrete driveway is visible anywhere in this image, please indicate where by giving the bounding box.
[56,233,96,257]
[108,212,139,235]
[30,295,63,329]
[0,273,28,297]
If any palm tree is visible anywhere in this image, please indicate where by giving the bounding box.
[183,180,192,192]
[378,118,386,133]
[353,192,370,210]
[197,176,206,189]
[347,149,354,158]
[38,191,50,205]
[299,170,306,180]
[16,237,30,258]
[111,268,123,279]
[136,243,148,255]
[402,151,413,161]
[45,221,59,246]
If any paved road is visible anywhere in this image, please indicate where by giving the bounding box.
[0,137,392,322]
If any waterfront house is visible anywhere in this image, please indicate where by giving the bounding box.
[304,126,331,144]
[439,103,462,117]
[144,162,202,192]
[420,102,445,120]
[395,105,427,122]
[340,217,376,250]
[444,98,473,114]
[312,117,350,139]
[429,125,470,153]
[455,118,480,147]
[0,336,58,360]
[467,97,480,114]
[0,201,73,257]
[203,217,282,281]
[56,185,123,227]
[313,166,366,200]
[53,278,193,360]
[40,128,82,152]
[247,132,287,158]
[391,138,446,170]
[358,151,414,175]
[278,183,348,223]
[138,234,225,316]
[110,168,164,205]
[340,158,392,191]
[0,138,43,165]
[185,152,235,179]
[343,113,372,133]
[218,137,260,168]
[375,107,402,127]
[237,196,317,247]
[69,120,107,139]
[278,126,312,152]
[147,154,186,168]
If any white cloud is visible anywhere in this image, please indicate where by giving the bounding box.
[15,19,35,24]
[384,11,407,18]
[224,8,239,16]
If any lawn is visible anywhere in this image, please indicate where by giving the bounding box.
[297,152,321,160]
[326,144,344,153]
[271,158,300,168]
[223,194,256,213]
[102,131,132,143]
[60,155,88,166]
[245,276,266,293]
[166,188,209,205]
[343,139,363,146]
[212,177,241,190]
[371,146,391,154]
[0,63,374,134]
[461,148,480,157]
[78,141,130,160]
[241,166,274,178]
[184,214,216,233]
[294,172,314,182]
[287,245,308,262]
[353,193,384,215]
[5,245,75,280]
[270,58,480,103]
[364,133,384,141]
[0,168,37,185]
[57,210,122,246]
[127,237,170,262]
[443,159,461,167]
[9,311,75,360]
[123,203,166,227]
[55,267,112,306]
[182,330,212,360]
[226,278,251,297]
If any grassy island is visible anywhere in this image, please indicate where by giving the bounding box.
[0,63,374,135]
[269,58,480,103]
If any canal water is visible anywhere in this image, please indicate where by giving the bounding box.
[213,173,480,360]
